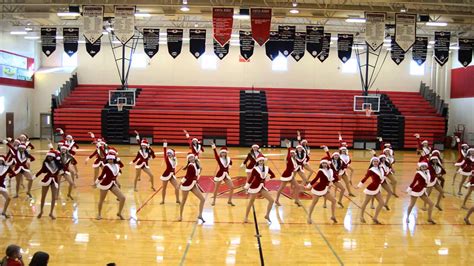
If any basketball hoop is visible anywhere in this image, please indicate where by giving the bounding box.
[117,103,124,112]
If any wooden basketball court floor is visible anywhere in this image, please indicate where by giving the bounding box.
[0,140,472,265]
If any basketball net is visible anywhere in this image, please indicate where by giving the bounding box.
[117,103,124,112]
[365,107,373,117]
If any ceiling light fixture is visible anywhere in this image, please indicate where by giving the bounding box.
[290,0,299,14]
[135,12,151,17]
[180,0,190,12]
[24,36,40,40]
[346,18,366,23]
[57,11,80,17]
[10,31,27,35]
[426,21,448,27]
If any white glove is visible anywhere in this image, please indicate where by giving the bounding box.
[305,183,311,189]
[323,146,329,152]
[240,163,245,168]
[1,139,7,144]
[185,133,190,138]
[378,137,383,142]
[211,144,216,149]
[357,182,364,188]
[406,187,412,193]
[414,134,420,138]
[455,137,460,143]
[163,142,168,148]
[129,161,133,165]
[244,183,250,190]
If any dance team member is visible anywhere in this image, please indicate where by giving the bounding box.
[241,144,262,182]
[368,152,394,211]
[357,156,385,224]
[131,131,156,191]
[322,146,346,208]
[453,136,469,185]
[338,133,355,195]
[57,144,76,200]
[297,130,315,180]
[406,160,436,224]
[0,155,14,218]
[160,140,180,204]
[414,134,431,162]
[457,148,474,196]
[425,155,445,211]
[178,153,205,223]
[183,130,204,168]
[85,132,108,186]
[275,140,303,207]
[35,148,62,219]
[210,142,235,207]
[4,140,35,198]
[57,128,80,179]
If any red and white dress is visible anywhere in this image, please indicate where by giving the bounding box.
[88,147,107,168]
[281,148,298,181]
[186,134,204,158]
[96,163,121,190]
[0,163,15,192]
[243,151,262,173]
[454,140,469,167]
[307,168,334,196]
[358,167,385,195]
[60,152,77,175]
[64,139,79,156]
[428,162,446,187]
[244,166,276,194]
[457,154,474,177]
[416,138,431,162]
[132,148,156,169]
[35,160,61,188]
[180,163,200,191]
[11,150,35,174]
[161,144,177,181]
[295,149,308,168]
[212,148,232,182]
[407,170,430,197]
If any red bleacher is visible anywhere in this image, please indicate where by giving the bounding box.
[262,88,377,147]
[129,86,241,145]
[53,85,112,141]
[385,92,446,148]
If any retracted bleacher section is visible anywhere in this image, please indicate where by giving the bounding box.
[385,92,446,148]
[53,85,112,141]
[129,86,242,145]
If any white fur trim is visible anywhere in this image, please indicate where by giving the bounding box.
[418,162,428,167]
[160,173,176,181]
[364,185,381,195]
[135,162,150,169]
[96,180,116,190]
[92,161,105,168]
[0,187,7,193]
[39,178,59,189]
[245,168,253,173]
[311,187,329,196]
[106,155,116,160]
[458,169,473,176]
[247,183,267,194]
[280,173,294,182]
[251,144,259,149]
[214,172,231,182]
[180,180,197,191]
[409,188,426,197]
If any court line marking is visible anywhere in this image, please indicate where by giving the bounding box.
[252,205,265,266]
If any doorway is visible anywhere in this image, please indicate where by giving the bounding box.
[6,112,14,138]
[40,113,52,140]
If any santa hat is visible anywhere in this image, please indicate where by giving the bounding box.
[301,139,308,144]
[166,149,175,156]
[320,156,331,165]
[106,154,116,160]
[430,155,440,161]
[57,141,65,147]
[46,149,60,159]
[13,139,21,145]
[256,154,267,162]
[66,134,73,140]
[467,148,474,154]
[370,156,380,164]
[251,144,260,149]
[378,154,387,160]
[331,152,340,158]
[186,152,195,160]
[191,138,199,143]
[383,148,393,154]
[289,148,296,154]
[56,128,64,135]
[108,147,118,155]
[340,142,348,147]
[339,146,348,151]
[60,145,68,151]
[140,139,150,147]
[97,139,106,146]
[461,143,469,148]
[296,145,304,149]
[0,155,6,162]
[384,143,392,147]
[219,146,229,154]
[19,134,28,139]
[421,140,428,145]
[418,159,429,168]
[18,143,27,149]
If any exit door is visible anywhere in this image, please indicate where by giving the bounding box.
[6,112,14,138]
[40,113,52,140]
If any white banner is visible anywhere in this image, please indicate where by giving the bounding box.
[365,12,386,50]
[82,5,103,44]
[395,13,417,52]
[114,6,136,44]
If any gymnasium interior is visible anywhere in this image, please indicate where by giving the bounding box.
[0,0,473,265]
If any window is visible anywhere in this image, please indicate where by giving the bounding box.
[272,55,288,71]
[62,52,78,67]
[341,58,358,73]
[410,60,425,76]
[131,53,148,68]
[0,96,4,114]
[200,54,217,70]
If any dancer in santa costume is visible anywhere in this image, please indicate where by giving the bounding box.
[183,130,204,168]
[453,136,469,185]
[95,151,126,220]
[210,142,235,207]
[57,144,76,200]
[178,153,205,223]
[296,130,315,181]
[405,160,436,224]
[338,133,355,193]
[425,155,445,211]
[321,146,347,208]
[357,156,385,224]
[131,131,156,191]
[85,132,108,186]
[377,137,398,197]
[35,148,62,219]
[160,140,180,204]
[56,128,80,179]
[367,152,394,211]
[243,154,276,223]
[457,148,474,196]
[461,171,474,210]
[3,140,35,198]
[306,156,338,224]
[414,134,431,162]
[241,144,262,182]
[17,133,35,150]
[275,139,304,207]
[0,155,15,218]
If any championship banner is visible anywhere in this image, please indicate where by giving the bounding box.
[458,38,473,67]
[337,34,354,63]
[212,8,233,47]
[412,37,428,66]
[365,12,386,50]
[306,26,324,58]
[239,31,255,61]
[213,39,229,60]
[63,27,79,57]
[86,38,101,57]
[291,32,306,62]
[190,29,206,59]
[318,33,331,63]
[251,8,272,46]
[395,13,416,52]
[278,25,295,57]
[391,36,405,65]
[41,28,56,57]
[434,31,450,66]
[265,31,280,61]
[143,28,160,59]
[114,6,136,44]
[83,5,103,44]
[167,29,183,59]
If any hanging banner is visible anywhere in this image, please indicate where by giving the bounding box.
[412,37,428,66]
[337,34,354,63]
[41,28,56,57]
[214,39,229,60]
[265,31,280,61]
[458,38,473,67]
[143,28,160,59]
[278,25,296,57]
[83,5,103,44]
[239,30,255,61]
[291,32,306,62]
[212,8,233,47]
[434,31,450,66]
[318,33,331,63]
[306,26,324,58]
[190,29,206,59]
[63,27,79,57]
[391,36,405,65]
[395,13,416,52]
[251,8,272,46]
[86,38,101,57]
[365,12,386,50]
[167,29,183,59]
[114,6,136,44]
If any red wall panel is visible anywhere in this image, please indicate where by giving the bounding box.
[451,65,474,98]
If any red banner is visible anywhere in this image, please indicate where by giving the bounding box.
[251,8,272,46]
[212,8,234,47]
